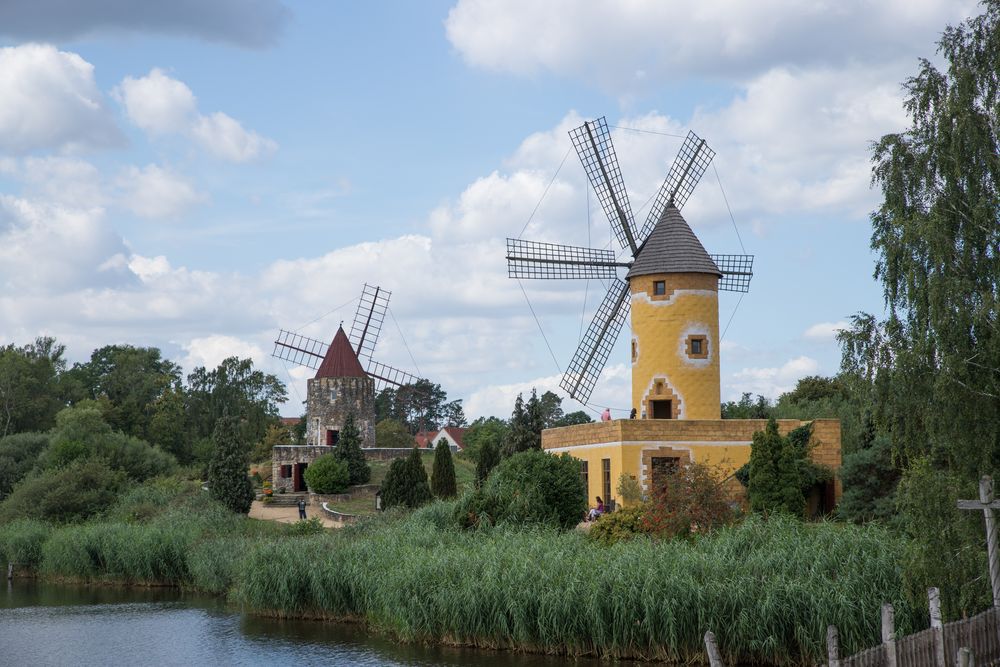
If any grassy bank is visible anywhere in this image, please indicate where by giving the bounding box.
[0,491,914,665]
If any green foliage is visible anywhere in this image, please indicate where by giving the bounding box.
[431,440,457,499]
[147,386,191,463]
[0,458,128,523]
[643,461,737,539]
[334,413,370,485]
[380,447,432,509]
[748,418,804,516]
[303,454,349,494]
[375,418,414,448]
[589,504,647,545]
[67,344,181,440]
[0,519,53,567]
[286,517,325,536]
[252,422,290,463]
[462,416,508,462]
[207,415,254,514]
[0,432,49,499]
[838,429,900,523]
[556,410,593,426]
[721,392,773,419]
[374,379,465,432]
[503,390,543,456]
[475,439,500,486]
[0,337,73,437]
[616,472,643,504]
[455,449,586,530]
[896,458,990,620]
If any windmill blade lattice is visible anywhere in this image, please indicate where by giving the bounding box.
[506,238,626,280]
[560,279,631,403]
[639,131,715,243]
[365,359,420,392]
[569,117,638,254]
[272,330,327,370]
[711,254,755,292]
[349,283,390,362]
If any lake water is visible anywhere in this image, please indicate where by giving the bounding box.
[0,581,619,666]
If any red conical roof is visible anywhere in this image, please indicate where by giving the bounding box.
[314,327,367,379]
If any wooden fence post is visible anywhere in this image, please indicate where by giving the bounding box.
[882,602,898,667]
[928,587,947,667]
[704,630,724,667]
[958,646,974,667]
[827,625,840,667]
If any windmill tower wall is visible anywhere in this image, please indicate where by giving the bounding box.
[629,272,721,420]
[305,375,376,448]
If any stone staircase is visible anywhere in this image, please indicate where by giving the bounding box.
[266,493,308,507]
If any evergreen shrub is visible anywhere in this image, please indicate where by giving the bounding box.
[207,415,254,514]
[335,414,370,485]
[380,447,432,509]
[431,440,457,499]
[303,454,349,494]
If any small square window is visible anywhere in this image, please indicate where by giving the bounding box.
[653,280,666,295]
[686,335,708,359]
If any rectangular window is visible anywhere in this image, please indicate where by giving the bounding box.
[651,457,680,494]
[580,460,589,491]
[691,339,702,355]
[326,429,339,446]
[653,280,666,295]
[602,458,611,502]
[650,399,672,419]
[280,464,292,478]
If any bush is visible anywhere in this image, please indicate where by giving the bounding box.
[616,472,643,504]
[748,418,804,516]
[0,432,50,499]
[431,440,457,499]
[0,458,128,523]
[589,504,648,545]
[381,448,432,509]
[455,449,586,530]
[475,439,500,486]
[303,454,349,494]
[643,461,736,539]
[838,433,899,523]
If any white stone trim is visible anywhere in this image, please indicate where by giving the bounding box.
[547,439,752,453]
[631,290,717,308]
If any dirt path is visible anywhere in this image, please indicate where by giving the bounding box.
[248,501,344,529]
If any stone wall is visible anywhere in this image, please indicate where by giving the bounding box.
[305,375,375,448]
[271,445,331,492]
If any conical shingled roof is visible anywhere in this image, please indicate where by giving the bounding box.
[626,204,721,279]
[314,327,367,379]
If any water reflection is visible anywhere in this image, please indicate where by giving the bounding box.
[1,581,622,666]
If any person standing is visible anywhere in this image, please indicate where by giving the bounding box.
[601,407,611,422]
[297,496,307,520]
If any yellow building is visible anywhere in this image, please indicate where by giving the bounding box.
[543,205,842,512]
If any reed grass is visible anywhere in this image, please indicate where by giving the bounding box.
[3,490,914,665]
[0,519,52,568]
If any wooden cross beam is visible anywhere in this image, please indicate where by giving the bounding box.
[957,475,1000,607]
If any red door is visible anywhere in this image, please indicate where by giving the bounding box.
[293,462,308,492]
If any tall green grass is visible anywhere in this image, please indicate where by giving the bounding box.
[0,490,914,665]
[229,511,913,664]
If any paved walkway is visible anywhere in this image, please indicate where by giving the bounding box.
[248,500,343,529]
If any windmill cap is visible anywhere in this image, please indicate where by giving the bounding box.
[626,205,722,279]
[314,326,367,379]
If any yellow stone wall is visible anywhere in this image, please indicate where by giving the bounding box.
[629,272,721,420]
[542,419,842,509]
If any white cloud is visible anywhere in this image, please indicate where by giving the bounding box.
[114,68,277,162]
[4,157,106,208]
[191,112,277,162]
[182,335,266,372]
[728,355,820,399]
[116,164,205,219]
[445,0,977,93]
[803,320,849,341]
[115,68,196,134]
[0,44,122,153]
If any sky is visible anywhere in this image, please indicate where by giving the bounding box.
[0,0,982,420]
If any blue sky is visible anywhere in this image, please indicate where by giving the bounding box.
[0,0,981,418]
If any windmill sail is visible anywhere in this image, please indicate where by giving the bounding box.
[506,238,627,280]
[639,131,715,244]
[569,117,638,254]
[710,254,754,292]
[365,359,420,391]
[272,330,328,370]
[560,279,631,403]
[349,283,390,362]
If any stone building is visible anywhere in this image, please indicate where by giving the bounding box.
[541,206,842,511]
[272,326,375,492]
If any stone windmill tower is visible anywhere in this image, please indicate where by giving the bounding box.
[272,284,420,449]
[507,117,753,420]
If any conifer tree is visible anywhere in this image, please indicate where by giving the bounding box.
[334,413,370,486]
[476,439,500,486]
[381,447,432,509]
[431,439,457,498]
[504,391,542,455]
[207,415,254,514]
[747,418,804,516]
